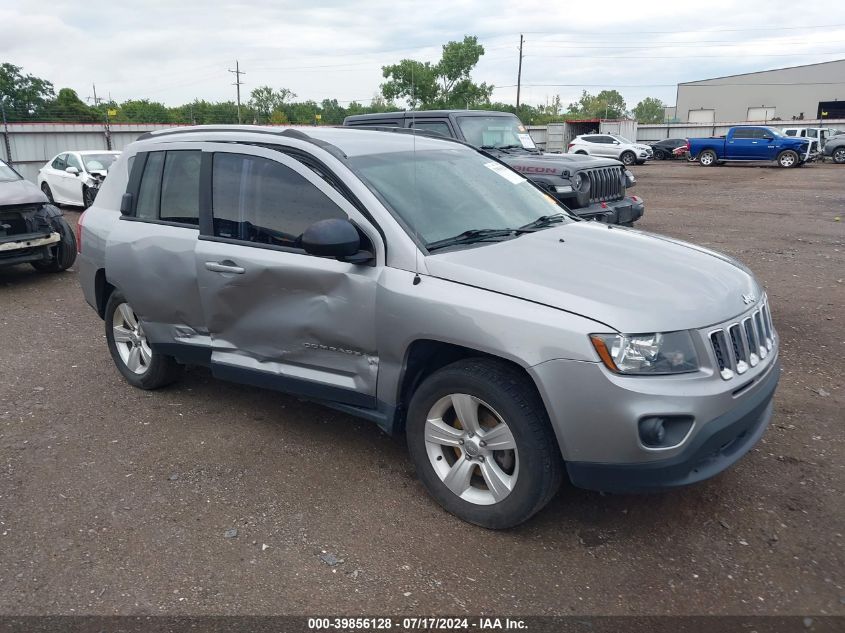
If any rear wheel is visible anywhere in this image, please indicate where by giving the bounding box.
[699,150,717,166]
[31,215,76,273]
[406,358,562,529]
[41,182,54,203]
[105,291,181,390]
[832,148,845,164]
[620,151,636,166]
[777,150,798,168]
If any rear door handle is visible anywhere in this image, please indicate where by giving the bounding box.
[205,261,245,274]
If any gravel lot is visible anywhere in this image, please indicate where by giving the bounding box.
[0,161,842,616]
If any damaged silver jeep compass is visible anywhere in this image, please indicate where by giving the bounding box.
[78,126,779,528]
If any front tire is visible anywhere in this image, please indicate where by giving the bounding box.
[31,215,76,273]
[777,150,798,168]
[832,148,845,164]
[406,359,562,529]
[105,291,181,390]
[699,149,717,166]
[82,185,96,209]
[620,151,636,166]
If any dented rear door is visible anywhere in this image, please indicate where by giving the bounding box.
[195,144,381,406]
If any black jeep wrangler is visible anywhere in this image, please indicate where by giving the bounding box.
[343,110,644,226]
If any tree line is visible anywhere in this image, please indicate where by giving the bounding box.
[1,39,669,126]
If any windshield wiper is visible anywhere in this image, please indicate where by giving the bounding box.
[426,228,515,252]
[516,213,568,232]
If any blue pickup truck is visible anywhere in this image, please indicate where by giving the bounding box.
[688,126,810,168]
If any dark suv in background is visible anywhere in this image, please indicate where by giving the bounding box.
[344,110,644,226]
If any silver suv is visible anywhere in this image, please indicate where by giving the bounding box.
[78,126,780,528]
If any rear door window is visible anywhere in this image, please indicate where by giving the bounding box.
[133,150,201,225]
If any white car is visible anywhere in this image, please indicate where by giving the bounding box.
[37,150,121,208]
[567,134,653,166]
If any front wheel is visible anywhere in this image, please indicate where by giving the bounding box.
[777,150,799,168]
[105,291,181,390]
[82,185,96,209]
[620,151,636,166]
[406,359,562,529]
[832,148,845,164]
[31,215,76,273]
[41,182,54,203]
[699,150,717,166]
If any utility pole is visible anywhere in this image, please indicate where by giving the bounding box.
[89,83,112,150]
[516,34,524,110]
[229,61,245,124]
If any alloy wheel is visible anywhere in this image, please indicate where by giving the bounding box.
[111,302,152,374]
[424,393,519,506]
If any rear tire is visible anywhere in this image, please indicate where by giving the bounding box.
[777,150,799,168]
[406,358,562,529]
[698,150,717,166]
[620,151,636,166]
[31,215,76,273]
[105,290,181,390]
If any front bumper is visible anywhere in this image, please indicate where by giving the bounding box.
[563,196,644,225]
[566,360,779,492]
[0,231,59,266]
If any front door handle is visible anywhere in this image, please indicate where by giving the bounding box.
[205,261,245,274]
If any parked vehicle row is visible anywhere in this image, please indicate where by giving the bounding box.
[75,125,779,529]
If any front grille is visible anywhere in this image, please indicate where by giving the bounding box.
[584,166,625,203]
[709,297,775,380]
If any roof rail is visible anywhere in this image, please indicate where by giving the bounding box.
[342,125,479,151]
[133,126,347,160]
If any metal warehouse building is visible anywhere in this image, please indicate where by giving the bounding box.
[676,59,845,123]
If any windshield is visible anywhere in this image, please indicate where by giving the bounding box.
[82,153,119,172]
[614,135,634,144]
[0,159,21,182]
[350,148,570,248]
[456,115,536,150]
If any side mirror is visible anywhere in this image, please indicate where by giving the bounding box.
[612,140,620,145]
[65,166,80,175]
[763,136,773,141]
[302,218,372,263]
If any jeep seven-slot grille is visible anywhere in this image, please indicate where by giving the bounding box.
[709,298,775,380]
[585,167,625,203]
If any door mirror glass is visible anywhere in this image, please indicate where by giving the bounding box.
[302,218,364,260]
[763,136,773,141]
[65,166,80,175]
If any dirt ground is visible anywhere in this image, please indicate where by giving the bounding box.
[0,161,842,617]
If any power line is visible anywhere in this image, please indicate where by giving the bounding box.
[228,61,245,124]
[522,22,845,35]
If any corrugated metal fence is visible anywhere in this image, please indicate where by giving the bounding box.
[636,118,845,141]
[0,122,174,182]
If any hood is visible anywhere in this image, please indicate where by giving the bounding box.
[424,222,759,333]
[499,152,622,177]
[0,178,49,207]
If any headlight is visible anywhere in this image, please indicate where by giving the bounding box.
[554,184,573,193]
[624,169,636,187]
[571,172,584,191]
[589,331,699,375]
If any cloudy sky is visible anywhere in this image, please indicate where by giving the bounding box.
[2,0,844,111]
